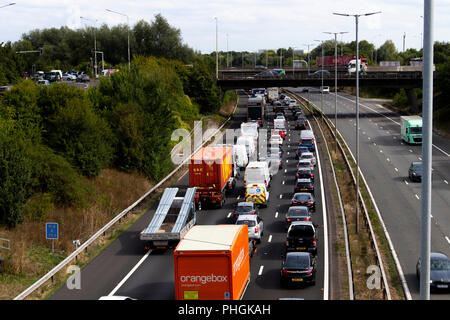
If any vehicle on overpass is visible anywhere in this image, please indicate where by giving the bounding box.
[174,225,251,300]
[401,115,422,145]
[347,59,368,74]
[140,187,197,250]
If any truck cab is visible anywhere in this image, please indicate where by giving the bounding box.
[401,116,422,145]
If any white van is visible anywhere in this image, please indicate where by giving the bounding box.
[241,122,259,142]
[50,70,63,80]
[300,130,315,140]
[236,135,256,159]
[244,161,271,189]
[233,144,249,170]
[274,118,286,130]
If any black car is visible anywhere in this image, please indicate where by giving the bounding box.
[295,119,307,130]
[301,87,310,93]
[285,206,311,229]
[311,70,331,78]
[291,193,316,212]
[285,221,318,255]
[417,252,450,292]
[280,252,316,287]
[232,202,258,220]
[294,178,314,194]
[293,111,303,120]
[409,161,422,182]
[296,168,314,181]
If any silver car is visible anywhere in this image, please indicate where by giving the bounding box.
[300,152,316,166]
[236,215,264,243]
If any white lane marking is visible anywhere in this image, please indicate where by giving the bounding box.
[108,249,152,296]
[394,168,399,172]
[393,136,397,139]
[445,236,450,245]
[286,160,289,163]
[387,158,390,162]
[282,181,285,185]
[409,149,413,153]
[444,180,449,185]
[338,94,450,158]
[368,137,371,140]
[415,194,420,200]
[380,150,383,153]
[268,235,273,243]
[404,180,409,185]
[279,194,283,199]
[258,265,264,276]
[237,195,240,200]
[275,211,279,218]
[227,212,232,218]
[284,169,287,173]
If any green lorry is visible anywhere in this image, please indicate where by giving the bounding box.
[400,116,422,145]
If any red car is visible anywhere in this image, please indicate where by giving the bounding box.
[272,129,286,139]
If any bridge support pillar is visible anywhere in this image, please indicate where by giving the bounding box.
[405,88,420,114]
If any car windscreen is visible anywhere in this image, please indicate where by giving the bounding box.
[288,225,315,237]
[285,254,310,269]
[410,127,422,134]
[294,194,312,201]
[296,181,311,187]
[301,138,313,144]
[431,259,450,271]
[302,154,313,159]
[236,205,254,213]
[288,208,309,217]
[236,220,256,227]
[297,169,311,176]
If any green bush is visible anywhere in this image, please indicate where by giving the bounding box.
[44,97,114,177]
[392,89,408,107]
[0,130,34,227]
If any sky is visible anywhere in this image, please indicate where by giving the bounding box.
[1,0,450,55]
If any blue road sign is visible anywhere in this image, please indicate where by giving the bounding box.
[46,223,58,240]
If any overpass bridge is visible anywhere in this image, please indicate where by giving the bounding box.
[217,71,423,90]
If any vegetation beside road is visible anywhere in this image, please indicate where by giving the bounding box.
[0,14,237,300]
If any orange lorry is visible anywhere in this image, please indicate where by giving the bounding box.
[189,146,235,209]
[174,225,250,300]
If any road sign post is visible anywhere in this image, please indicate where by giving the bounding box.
[46,223,59,253]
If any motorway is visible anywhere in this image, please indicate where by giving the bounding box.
[50,92,328,300]
[292,87,450,300]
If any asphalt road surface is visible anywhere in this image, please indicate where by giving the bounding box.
[50,92,328,300]
[292,87,450,300]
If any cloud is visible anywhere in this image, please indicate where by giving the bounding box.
[0,0,449,54]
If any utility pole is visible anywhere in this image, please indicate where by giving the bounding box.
[403,32,406,52]
[334,10,382,234]
[324,31,348,154]
[420,0,434,301]
[214,17,218,79]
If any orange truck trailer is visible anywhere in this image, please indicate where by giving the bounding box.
[189,146,236,209]
[174,225,250,300]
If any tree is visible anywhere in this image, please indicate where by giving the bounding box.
[377,40,398,62]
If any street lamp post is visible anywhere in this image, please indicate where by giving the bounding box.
[106,9,130,70]
[314,40,325,121]
[0,2,15,9]
[324,31,348,154]
[214,17,218,79]
[420,0,434,301]
[333,11,382,234]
